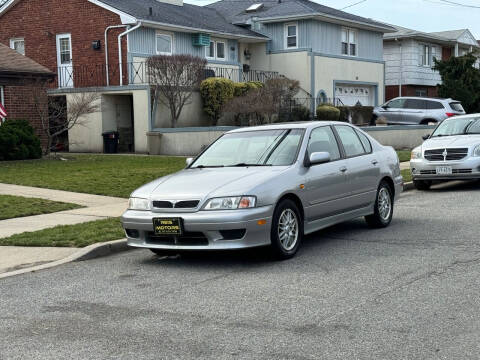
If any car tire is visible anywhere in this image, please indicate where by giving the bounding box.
[270,199,303,260]
[413,180,432,190]
[365,181,394,228]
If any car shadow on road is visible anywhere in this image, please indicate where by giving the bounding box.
[429,180,480,192]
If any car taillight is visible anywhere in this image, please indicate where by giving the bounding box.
[446,112,455,117]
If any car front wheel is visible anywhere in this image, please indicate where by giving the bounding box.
[270,199,303,260]
[365,181,393,228]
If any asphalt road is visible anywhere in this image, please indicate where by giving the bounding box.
[1,181,480,360]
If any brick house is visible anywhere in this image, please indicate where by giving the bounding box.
[0,43,54,148]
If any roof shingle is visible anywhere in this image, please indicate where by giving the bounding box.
[0,43,53,75]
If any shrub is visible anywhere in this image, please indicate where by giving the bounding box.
[350,106,374,126]
[336,106,350,122]
[316,104,340,121]
[0,119,42,161]
[200,78,235,125]
[233,81,264,97]
[277,105,311,122]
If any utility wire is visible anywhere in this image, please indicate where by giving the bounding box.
[340,0,368,10]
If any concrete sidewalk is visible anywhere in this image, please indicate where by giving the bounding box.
[0,183,128,274]
[0,183,127,238]
[400,161,410,171]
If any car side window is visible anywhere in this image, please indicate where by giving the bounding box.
[335,126,365,158]
[355,130,372,153]
[426,101,444,110]
[405,99,427,109]
[307,126,341,161]
[387,99,406,109]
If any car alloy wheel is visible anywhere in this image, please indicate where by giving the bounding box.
[377,187,392,221]
[278,208,299,251]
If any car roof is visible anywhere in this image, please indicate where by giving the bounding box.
[442,113,480,121]
[226,121,352,133]
[389,96,459,102]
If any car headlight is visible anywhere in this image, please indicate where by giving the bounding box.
[474,145,480,157]
[411,147,422,160]
[128,197,150,210]
[203,196,256,210]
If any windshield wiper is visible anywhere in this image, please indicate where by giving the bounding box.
[191,165,224,168]
[227,163,272,167]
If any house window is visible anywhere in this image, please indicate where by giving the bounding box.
[216,41,225,60]
[10,38,25,55]
[59,38,71,64]
[420,45,431,66]
[341,29,356,56]
[285,23,297,49]
[156,32,173,55]
[205,40,226,61]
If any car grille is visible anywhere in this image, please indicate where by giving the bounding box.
[420,169,472,175]
[424,148,468,161]
[146,231,208,246]
[152,200,200,209]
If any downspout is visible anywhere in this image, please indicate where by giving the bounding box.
[395,38,402,97]
[118,22,142,86]
[105,25,128,86]
[309,50,315,118]
[0,86,4,122]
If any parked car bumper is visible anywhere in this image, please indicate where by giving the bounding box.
[410,157,480,180]
[121,206,274,250]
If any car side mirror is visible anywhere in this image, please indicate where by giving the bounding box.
[422,134,430,140]
[382,105,389,110]
[308,152,331,166]
[186,157,193,167]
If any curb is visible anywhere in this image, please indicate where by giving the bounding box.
[0,239,130,280]
[403,181,415,191]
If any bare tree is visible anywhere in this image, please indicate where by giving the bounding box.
[32,87,100,155]
[222,77,301,125]
[147,55,207,128]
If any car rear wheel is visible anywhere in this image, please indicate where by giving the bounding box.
[365,181,393,228]
[413,180,432,190]
[270,199,303,260]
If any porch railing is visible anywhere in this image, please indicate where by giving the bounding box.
[54,63,280,89]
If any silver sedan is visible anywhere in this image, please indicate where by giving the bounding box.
[410,114,480,190]
[122,122,403,259]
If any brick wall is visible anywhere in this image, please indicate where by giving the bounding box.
[1,78,50,149]
[0,0,128,87]
[385,85,438,101]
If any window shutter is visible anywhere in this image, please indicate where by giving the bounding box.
[418,45,423,65]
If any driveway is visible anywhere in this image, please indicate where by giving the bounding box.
[1,181,480,359]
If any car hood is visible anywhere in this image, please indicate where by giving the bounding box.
[131,167,289,201]
[422,135,480,150]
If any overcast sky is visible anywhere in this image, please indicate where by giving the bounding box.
[185,0,480,38]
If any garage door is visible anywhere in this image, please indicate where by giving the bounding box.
[335,84,374,106]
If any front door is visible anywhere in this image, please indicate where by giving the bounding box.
[303,125,350,221]
[56,34,73,88]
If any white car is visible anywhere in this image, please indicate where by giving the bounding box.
[410,114,480,190]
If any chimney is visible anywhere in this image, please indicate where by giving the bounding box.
[155,0,183,6]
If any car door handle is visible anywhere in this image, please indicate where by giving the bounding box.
[371,159,378,165]
[339,166,347,173]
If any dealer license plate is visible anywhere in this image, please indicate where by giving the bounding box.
[436,166,452,175]
[153,218,183,236]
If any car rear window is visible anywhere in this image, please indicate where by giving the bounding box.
[426,101,444,109]
[405,99,427,109]
[449,102,465,112]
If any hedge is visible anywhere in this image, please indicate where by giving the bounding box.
[316,104,340,121]
[233,81,263,97]
[200,78,235,125]
[0,119,42,161]
[337,106,374,125]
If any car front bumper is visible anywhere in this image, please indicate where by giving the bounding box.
[410,157,480,181]
[121,206,274,250]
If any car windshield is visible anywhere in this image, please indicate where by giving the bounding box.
[431,117,480,137]
[190,129,305,168]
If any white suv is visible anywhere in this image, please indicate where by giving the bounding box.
[373,97,465,125]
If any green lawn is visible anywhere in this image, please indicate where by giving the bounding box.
[401,169,412,183]
[0,154,186,198]
[396,150,411,163]
[0,195,81,221]
[0,218,125,247]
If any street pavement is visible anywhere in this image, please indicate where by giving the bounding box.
[1,180,479,359]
